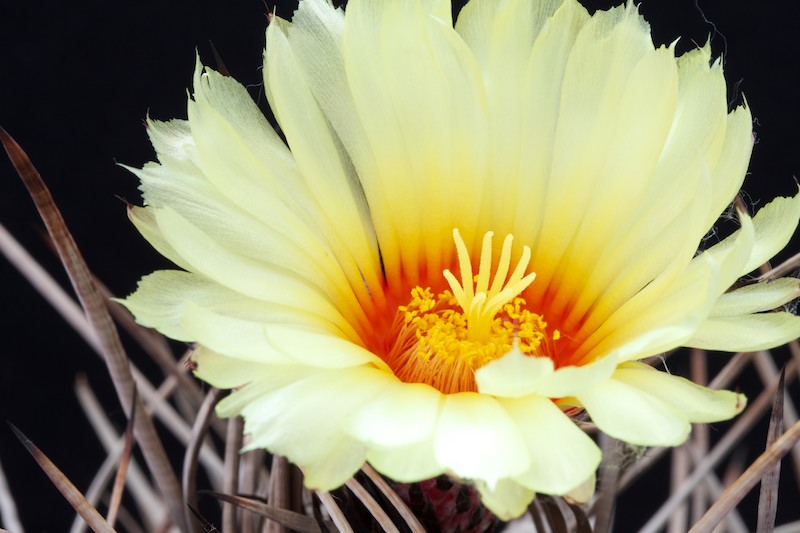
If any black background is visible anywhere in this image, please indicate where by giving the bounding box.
[2,1,800,531]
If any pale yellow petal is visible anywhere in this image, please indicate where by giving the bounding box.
[501,395,601,494]
[130,151,355,299]
[455,0,575,235]
[577,376,691,446]
[530,4,663,288]
[145,118,197,162]
[581,250,720,364]
[238,366,393,488]
[704,105,753,228]
[128,206,190,272]
[346,382,442,446]
[474,346,555,398]
[613,362,745,423]
[688,312,800,352]
[511,0,590,247]
[188,60,303,216]
[434,393,529,486]
[744,192,800,273]
[152,206,365,332]
[265,20,383,310]
[711,278,800,317]
[539,44,679,319]
[275,0,373,184]
[533,354,618,398]
[180,303,375,367]
[342,0,488,284]
[366,438,443,483]
[205,358,316,412]
[474,478,536,521]
[702,193,800,277]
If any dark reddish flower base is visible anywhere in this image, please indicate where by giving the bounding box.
[390,476,500,533]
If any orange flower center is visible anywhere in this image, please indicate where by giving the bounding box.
[380,230,560,394]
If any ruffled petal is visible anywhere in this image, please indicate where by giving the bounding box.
[236,366,395,488]
[475,346,555,398]
[502,395,601,494]
[346,382,442,446]
[434,394,530,486]
[366,438,443,483]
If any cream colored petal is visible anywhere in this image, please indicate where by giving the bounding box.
[180,303,374,368]
[265,21,383,311]
[711,278,800,317]
[688,312,800,352]
[130,151,353,299]
[474,346,555,398]
[188,61,306,219]
[144,117,198,162]
[274,0,374,190]
[530,4,666,289]
[577,375,691,446]
[501,395,601,494]
[556,44,734,338]
[237,366,393,488]
[434,393,530,486]
[473,478,536,521]
[366,438,443,483]
[696,210,756,290]
[511,0,590,247]
[704,105,753,228]
[669,46,730,214]
[581,250,720,364]
[192,347,307,391]
[299,435,368,490]
[187,65,374,320]
[456,0,564,67]
[613,362,745,423]
[702,193,800,278]
[342,0,488,285]
[584,202,753,364]
[744,192,800,273]
[255,323,388,370]
[207,360,317,415]
[119,270,218,341]
[539,44,680,319]
[153,206,365,332]
[128,207,190,272]
[533,354,618,398]
[346,382,442,446]
[455,0,574,235]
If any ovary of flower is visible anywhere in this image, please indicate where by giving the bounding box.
[443,229,537,342]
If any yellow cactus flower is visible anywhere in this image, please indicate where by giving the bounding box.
[122,0,800,520]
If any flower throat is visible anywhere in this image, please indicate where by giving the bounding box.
[383,230,558,394]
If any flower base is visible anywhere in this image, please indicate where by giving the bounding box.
[389,476,500,533]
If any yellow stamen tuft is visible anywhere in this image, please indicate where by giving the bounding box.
[384,230,549,394]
